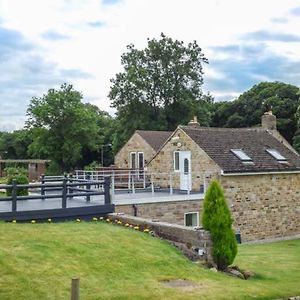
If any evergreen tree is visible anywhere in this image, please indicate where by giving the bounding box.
[202,180,237,270]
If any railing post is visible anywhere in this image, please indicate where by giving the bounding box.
[86,174,91,202]
[187,173,190,195]
[62,177,67,209]
[128,170,131,191]
[111,171,115,202]
[12,179,17,212]
[132,173,135,194]
[143,170,146,189]
[41,174,45,199]
[151,174,154,195]
[104,176,111,204]
[169,174,173,195]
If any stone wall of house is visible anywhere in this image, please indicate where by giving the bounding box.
[115,199,203,226]
[114,133,156,169]
[147,127,221,191]
[221,173,300,241]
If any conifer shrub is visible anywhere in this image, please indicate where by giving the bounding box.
[202,180,237,270]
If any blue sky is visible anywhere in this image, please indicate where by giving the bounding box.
[0,0,300,131]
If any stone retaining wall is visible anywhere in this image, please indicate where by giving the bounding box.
[114,199,203,225]
[108,213,213,263]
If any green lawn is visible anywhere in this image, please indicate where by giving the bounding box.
[0,221,299,300]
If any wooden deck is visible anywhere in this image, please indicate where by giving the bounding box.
[0,176,114,221]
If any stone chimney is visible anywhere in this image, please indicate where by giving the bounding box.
[262,111,276,130]
[188,116,200,128]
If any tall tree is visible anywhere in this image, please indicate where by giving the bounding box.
[109,33,212,152]
[0,130,32,159]
[212,82,300,144]
[26,84,100,173]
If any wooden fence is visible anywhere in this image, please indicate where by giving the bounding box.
[0,175,114,221]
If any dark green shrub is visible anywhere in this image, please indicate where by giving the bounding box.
[6,174,29,196]
[202,180,237,270]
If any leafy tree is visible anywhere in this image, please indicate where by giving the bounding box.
[77,103,115,168]
[211,82,300,144]
[202,180,237,270]
[0,130,33,159]
[109,33,212,152]
[26,84,100,173]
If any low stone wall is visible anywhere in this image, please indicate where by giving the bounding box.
[108,213,213,263]
[114,199,203,225]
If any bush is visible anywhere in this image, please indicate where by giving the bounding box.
[6,174,29,196]
[4,167,27,177]
[202,180,237,270]
[84,161,100,171]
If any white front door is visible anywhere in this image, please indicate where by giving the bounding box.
[180,151,191,191]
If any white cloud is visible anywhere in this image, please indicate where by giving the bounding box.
[0,0,300,130]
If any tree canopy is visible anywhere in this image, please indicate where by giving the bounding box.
[212,82,300,145]
[26,84,101,173]
[109,33,213,152]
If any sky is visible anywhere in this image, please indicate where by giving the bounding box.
[1,0,300,131]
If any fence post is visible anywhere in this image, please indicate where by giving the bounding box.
[69,174,73,199]
[62,177,67,209]
[12,179,17,212]
[40,174,45,199]
[71,278,80,300]
[86,174,91,202]
[104,176,111,204]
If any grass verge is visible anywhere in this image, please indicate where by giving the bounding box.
[0,221,299,300]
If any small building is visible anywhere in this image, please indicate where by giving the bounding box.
[114,130,172,170]
[0,159,50,181]
[146,113,300,241]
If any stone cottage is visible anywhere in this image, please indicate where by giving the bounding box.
[114,130,172,170]
[146,113,300,241]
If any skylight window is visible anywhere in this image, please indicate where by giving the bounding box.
[231,149,252,162]
[266,149,286,161]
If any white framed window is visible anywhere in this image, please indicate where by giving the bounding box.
[129,152,137,169]
[138,152,144,170]
[138,152,144,179]
[184,212,199,227]
[231,149,252,162]
[266,149,287,162]
[174,151,180,172]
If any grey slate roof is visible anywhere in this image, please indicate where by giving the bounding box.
[136,130,173,152]
[181,126,300,173]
